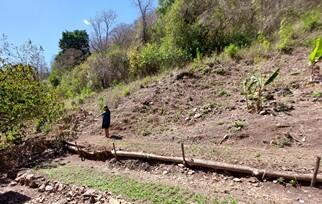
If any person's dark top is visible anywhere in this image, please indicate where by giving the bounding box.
[102,110,111,129]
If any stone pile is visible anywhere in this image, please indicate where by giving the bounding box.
[12,172,130,204]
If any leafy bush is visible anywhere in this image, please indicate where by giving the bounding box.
[257,32,271,51]
[224,44,239,58]
[48,68,62,87]
[55,46,128,99]
[128,43,161,78]
[0,65,63,142]
[277,19,294,52]
[301,10,320,31]
[128,42,187,78]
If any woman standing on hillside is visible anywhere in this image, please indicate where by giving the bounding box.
[101,106,111,138]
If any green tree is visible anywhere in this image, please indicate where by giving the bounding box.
[0,64,62,143]
[59,30,90,54]
[54,30,90,71]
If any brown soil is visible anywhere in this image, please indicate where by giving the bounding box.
[57,47,322,202]
[75,47,322,175]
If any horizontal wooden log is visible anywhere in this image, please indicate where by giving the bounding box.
[64,143,322,184]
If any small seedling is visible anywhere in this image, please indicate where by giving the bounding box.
[289,179,297,187]
[242,68,280,112]
[276,177,285,184]
[272,136,292,148]
[311,91,322,98]
[231,120,246,131]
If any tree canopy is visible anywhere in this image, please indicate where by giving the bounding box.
[59,30,90,54]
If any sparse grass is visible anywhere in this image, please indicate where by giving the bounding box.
[214,68,228,76]
[99,73,166,109]
[311,91,322,99]
[301,10,321,31]
[218,91,230,97]
[272,136,292,148]
[37,165,236,204]
[230,120,246,131]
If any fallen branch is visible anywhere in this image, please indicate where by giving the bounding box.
[64,142,322,185]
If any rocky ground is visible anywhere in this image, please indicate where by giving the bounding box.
[0,172,130,204]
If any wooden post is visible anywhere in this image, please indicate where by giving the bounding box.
[75,142,85,161]
[311,156,321,187]
[113,143,117,159]
[181,143,186,166]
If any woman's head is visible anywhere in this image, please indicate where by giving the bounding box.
[104,105,109,111]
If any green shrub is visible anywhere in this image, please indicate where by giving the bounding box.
[0,65,63,143]
[224,44,239,58]
[257,32,271,51]
[311,91,322,98]
[128,43,161,78]
[277,19,294,52]
[128,42,187,78]
[301,10,320,31]
[48,68,62,87]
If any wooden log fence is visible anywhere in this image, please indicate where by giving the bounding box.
[64,141,322,186]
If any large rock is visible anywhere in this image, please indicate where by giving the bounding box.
[83,189,96,197]
[45,185,54,192]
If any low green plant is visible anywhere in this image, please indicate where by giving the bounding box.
[123,87,131,96]
[257,32,271,51]
[276,177,285,184]
[272,136,292,148]
[277,19,294,52]
[231,120,246,131]
[224,44,239,58]
[301,10,320,31]
[309,37,322,65]
[311,91,322,99]
[242,68,280,112]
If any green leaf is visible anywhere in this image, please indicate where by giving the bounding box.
[264,68,280,86]
[309,38,322,64]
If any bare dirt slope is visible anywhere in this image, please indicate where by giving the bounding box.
[73,47,322,175]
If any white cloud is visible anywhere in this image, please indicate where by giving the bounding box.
[83,19,91,26]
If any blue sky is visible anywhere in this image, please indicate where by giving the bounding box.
[0,0,157,65]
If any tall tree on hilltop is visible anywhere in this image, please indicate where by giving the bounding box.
[59,30,90,54]
[54,30,90,70]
